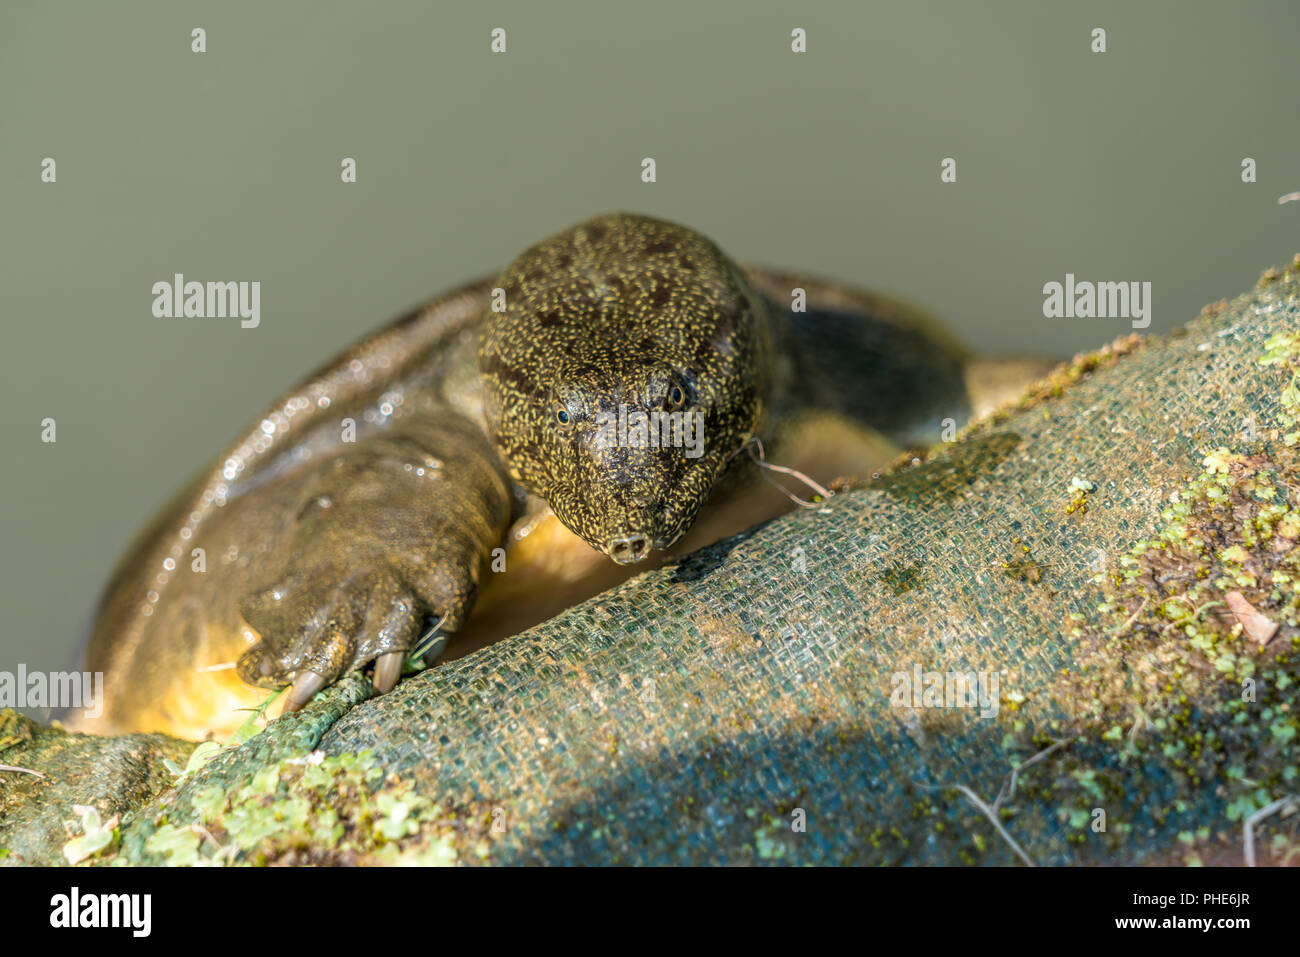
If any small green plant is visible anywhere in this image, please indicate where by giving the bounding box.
[163,688,283,784]
[62,805,120,865]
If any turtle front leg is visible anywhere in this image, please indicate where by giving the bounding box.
[235,412,512,711]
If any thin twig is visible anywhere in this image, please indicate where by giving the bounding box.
[918,781,1036,866]
[1244,794,1298,867]
[730,437,833,508]
[1158,596,1224,636]
[192,823,226,854]
[0,764,45,779]
[195,661,236,673]
[755,468,822,508]
[993,739,1069,812]
[950,784,1037,867]
[1110,599,1148,639]
[1127,706,1148,750]
[409,613,450,662]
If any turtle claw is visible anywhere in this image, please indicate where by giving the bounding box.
[372,651,405,695]
[283,671,326,713]
[239,561,432,705]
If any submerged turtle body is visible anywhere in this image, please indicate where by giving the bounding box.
[83,213,1031,738]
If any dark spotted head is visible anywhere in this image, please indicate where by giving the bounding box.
[479,213,773,563]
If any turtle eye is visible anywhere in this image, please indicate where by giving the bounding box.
[667,385,686,409]
[556,408,571,425]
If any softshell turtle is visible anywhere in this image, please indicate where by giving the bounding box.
[83,213,1046,738]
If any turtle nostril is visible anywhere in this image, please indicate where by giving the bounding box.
[608,533,650,564]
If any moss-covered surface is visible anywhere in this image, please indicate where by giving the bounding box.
[975,332,1146,430]
[937,260,1300,867]
[0,710,191,866]
[3,256,1299,866]
[99,749,495,866]
[1041,325,1300,865]
[983,435,1300,867]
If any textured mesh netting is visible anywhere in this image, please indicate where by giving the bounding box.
[315,264,1300,864]
[3,263,1297,866]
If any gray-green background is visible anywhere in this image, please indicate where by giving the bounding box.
[2,1,1298,676]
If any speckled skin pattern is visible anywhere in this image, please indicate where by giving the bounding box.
[481,214,772,558]
[84,212,974,734]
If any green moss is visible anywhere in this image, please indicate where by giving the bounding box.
[62,805,121,865]
[113,750,492,866]
[981,337,1300,865]
[974,334,1145,432]
[1066,476,1095,516]
[1001,557,1048,585]
[881,561,925,595]
[865,308,1300,866]
[866,333,1144,490]
[162,692,279,787]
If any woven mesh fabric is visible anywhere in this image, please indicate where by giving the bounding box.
[316,266,1300,864]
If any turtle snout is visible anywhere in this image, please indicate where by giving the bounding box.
[608,532,651,564]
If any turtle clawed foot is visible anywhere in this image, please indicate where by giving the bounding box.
[237,562,433,714]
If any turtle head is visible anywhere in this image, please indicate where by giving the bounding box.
[480,213,772,563]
